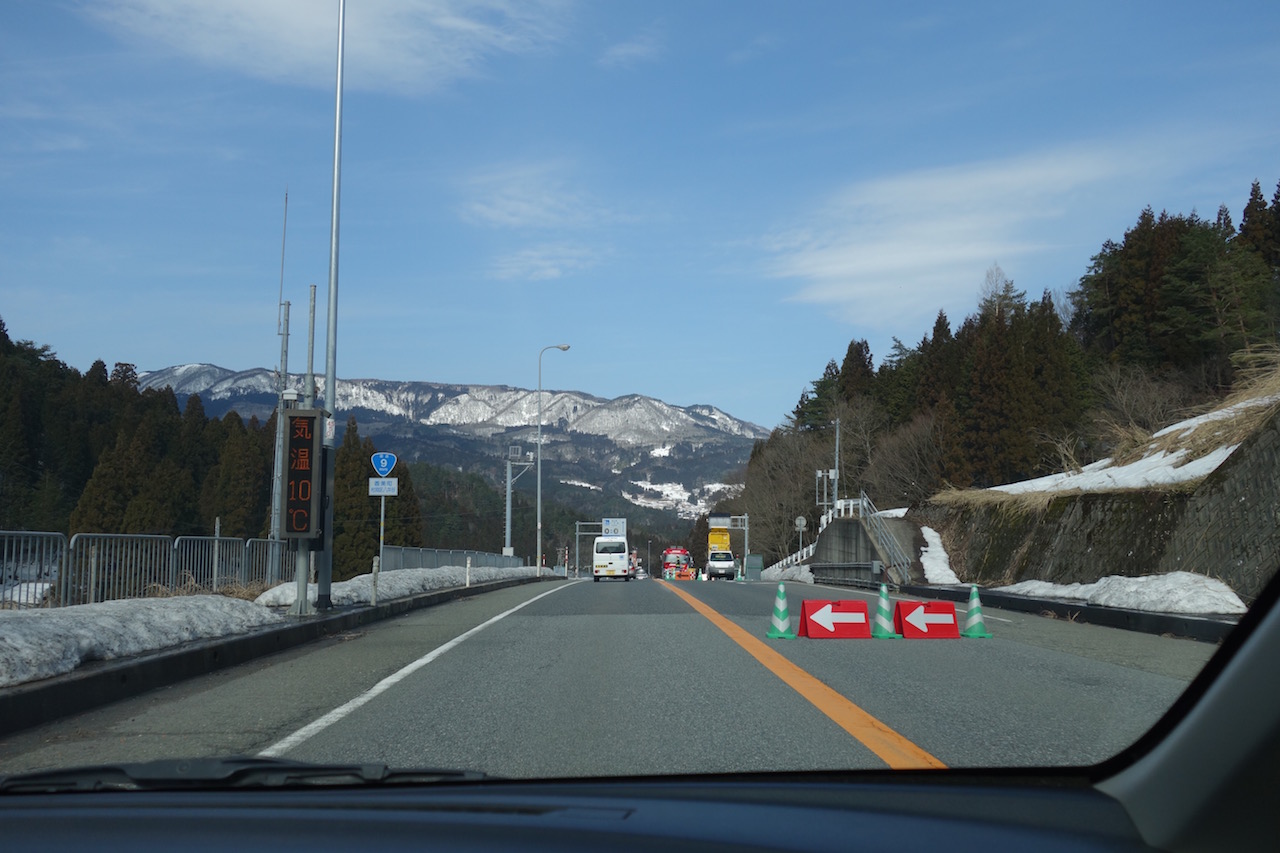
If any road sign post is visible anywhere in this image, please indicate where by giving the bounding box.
[369,453,398,605]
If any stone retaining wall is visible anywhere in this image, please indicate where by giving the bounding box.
[910,407,1280,603]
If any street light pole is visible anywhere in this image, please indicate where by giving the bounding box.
[537,344,570,577]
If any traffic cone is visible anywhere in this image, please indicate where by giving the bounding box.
[766,582,797,639]
[961,584,993,638]
[871,583,902,639]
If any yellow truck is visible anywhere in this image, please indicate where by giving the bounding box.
[705,514,735,580]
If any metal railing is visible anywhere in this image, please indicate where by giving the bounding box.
[173,536,246,591]
[381,546,524,571]
[63,533,174,606]
[246,538,296,586]
[4,529,526,608]
[855,491,913,584]
[1,531,65,608]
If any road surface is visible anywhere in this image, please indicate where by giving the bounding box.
[0,579,1215,777]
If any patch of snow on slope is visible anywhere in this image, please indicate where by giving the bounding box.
[920,527,960,584]
[998,572,1246,615]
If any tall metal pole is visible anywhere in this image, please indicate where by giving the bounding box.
[268,190,290,584]
[318,0,346,610]
[505,458,514,553]
[269,301,290,583]
[536,344,570,576]
[834,417,841,501]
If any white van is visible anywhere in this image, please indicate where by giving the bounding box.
[593,535,630,582]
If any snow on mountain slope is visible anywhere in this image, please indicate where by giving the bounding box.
[139,364,767,520]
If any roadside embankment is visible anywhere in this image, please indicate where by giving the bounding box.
[912,400,1280,605]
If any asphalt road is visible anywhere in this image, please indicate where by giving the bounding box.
[0,579,1216,777]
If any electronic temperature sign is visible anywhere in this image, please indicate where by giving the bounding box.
[284,409,324,538]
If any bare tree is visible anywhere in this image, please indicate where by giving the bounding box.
[738,427,829,561]
[862,412,942,507]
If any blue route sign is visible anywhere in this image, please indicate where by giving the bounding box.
[371,452,397,477]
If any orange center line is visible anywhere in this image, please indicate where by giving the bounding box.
[661,582,947,770]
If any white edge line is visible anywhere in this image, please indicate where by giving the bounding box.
[258,581,580,758]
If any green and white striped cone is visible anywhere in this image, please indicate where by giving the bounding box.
[872,583,902,639]
[961,584,993,638]
[765,582,797,639]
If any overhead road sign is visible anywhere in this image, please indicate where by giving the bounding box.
[798,599,871,639]
[894,601,960,639]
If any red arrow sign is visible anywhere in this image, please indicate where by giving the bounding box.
[894,601,960,639]
[799,599,871,639]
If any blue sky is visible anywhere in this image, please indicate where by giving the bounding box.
[2,1,1278,429]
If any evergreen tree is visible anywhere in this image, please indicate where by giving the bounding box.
[837,339,875,402]
[332,417,379,581]
[872,338,921,426]
[1237,180,1275,261]
[200,412,269,538]
[789,360,841,430]
[384,456,424,548]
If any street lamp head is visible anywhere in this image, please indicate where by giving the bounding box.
[556,344,570,351]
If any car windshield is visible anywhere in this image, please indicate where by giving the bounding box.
[1,0,1277,792]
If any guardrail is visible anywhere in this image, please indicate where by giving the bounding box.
[381,546,523,571]
[809,561,888,590]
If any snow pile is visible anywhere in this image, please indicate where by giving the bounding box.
[761,564,815,584]
[255,565,539,607]
[2,582,53,607]
[998,571,1246,615]
[0,596,283,688]
[919,527,960,584]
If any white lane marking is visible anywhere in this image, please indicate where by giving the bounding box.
[259,582,580,757]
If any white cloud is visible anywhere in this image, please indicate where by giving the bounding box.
[762,139,1187,324]
[462,161,607,229]
[82,0,569,94]
[490,243,599,280]
[599,25,664,68]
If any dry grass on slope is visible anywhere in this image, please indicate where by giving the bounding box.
[932,349,1280,513]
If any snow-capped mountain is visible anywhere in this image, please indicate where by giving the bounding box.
[139,364,769,522]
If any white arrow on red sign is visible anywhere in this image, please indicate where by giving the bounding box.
[904,605,955,634]
[811,603,867,633]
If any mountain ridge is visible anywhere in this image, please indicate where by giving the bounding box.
[138,364,768,521]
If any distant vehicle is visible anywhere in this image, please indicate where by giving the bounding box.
[592,535,630,582]
[705,550,736,580]
[660,546,694,580]
[707,514,731,555]
[706,514,734,579]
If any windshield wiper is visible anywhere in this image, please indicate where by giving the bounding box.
[0,756,491,793]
